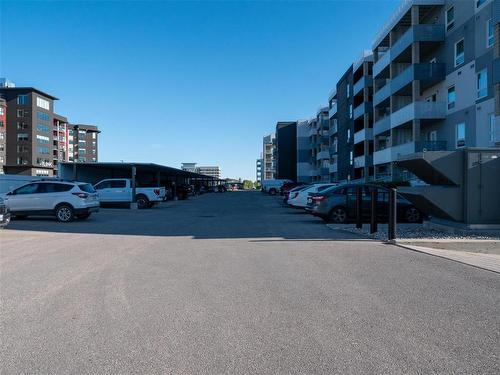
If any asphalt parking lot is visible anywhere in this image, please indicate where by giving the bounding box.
[1,191,499,374]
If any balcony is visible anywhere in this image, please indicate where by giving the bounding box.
[317,150,330,160]
[353,102,372,120]
[373,141,417,165]
[320,167,330,176]
[329,162,338,173]
[329,122,338,135]
[391,63,445,95]
[353,76,373,96]
[354,128,373,144]
[329,102,337,118]
[373,116,391,136]
[391,101,446,129]
[415,140,447,152]
[373,23,445,77]
[373,81,391,107]
[329,143,338,154]
[354,155,373,168]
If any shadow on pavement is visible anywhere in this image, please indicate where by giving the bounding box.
[4,191,367,241]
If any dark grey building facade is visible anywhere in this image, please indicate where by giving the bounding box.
[275,121,297,181]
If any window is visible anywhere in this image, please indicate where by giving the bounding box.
[36,158,52,167]
[489,114,495,143]
[446,6,454,31]
[17,109,25,118]
[78,184,96,193]
[487,19,494,48]
[14,183,39,195]
[0,132,4,140]
[346,84,350,97]
[36,135,50,144]
[17,95,29,105]
[36,111,50,121]
[455,39,464,67]
[476,0,486,8]
[35,170,50,176]
[36,96,50,110]
[17,133,29,141]
[36,123,49,132]
[16,157,28,165]
[0,120,4,127]
[37,147,50,154]
[110,180,126,188]
[94,181,111,190]
[456,122,466,148]
[447,86,456,109]
[17,145,29,153]
[39,183,73,193]
[17,122,28,130]
[0,107,4,115]
[477,69,488,99]
[349,104,353,119]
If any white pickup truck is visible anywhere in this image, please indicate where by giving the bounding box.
[93,179,165,209]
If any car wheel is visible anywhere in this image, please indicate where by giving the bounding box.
[136,195,149,209]
[269,188,277,196]
[76,213,91,220]
[55,204,74,222]
[329,207,347,224]
[405,206,421,223]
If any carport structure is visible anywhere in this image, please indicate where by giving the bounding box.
[58,162,221,200]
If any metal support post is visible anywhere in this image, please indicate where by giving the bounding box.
[388,188,397,241]
[370,189,378,234]
[356,186,363,229]
[131,165,137,209]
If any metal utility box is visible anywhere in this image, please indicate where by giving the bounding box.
[397,148,500,227]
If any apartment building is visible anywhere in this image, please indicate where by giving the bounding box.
[256,158,263,182]
[68,124,99,163]
[0,98,6,173]
[0,87,58,176]
[181,163,221,179]
[275,121,297,181]
[371,0,498,181]
[308,108,330,182]
[296,120,312,183]
[53,114,69,174]
[262,133,276,179]
[196,166,221,179]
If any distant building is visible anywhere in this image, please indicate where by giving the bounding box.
[275,121,297,181]
[262,133,276,180]
[0,86,59,176]
[181,163,221,179]
[181,162,197,173]
[0,78,15,88]
[256,158,263,182]
[296,120,311,183]
[68,124,100,163]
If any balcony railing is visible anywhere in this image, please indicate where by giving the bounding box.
[329,143,338,154]
[391,101,446,129]
[329,102,337,118]
[354,128,374,144]
[415,140,447,152]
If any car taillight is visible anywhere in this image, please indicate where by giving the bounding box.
[312,195,326,202]
[72,192,88,199]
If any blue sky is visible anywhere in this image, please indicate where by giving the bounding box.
[0,0,398,180]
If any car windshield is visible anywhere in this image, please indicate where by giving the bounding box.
[79,184,96,193]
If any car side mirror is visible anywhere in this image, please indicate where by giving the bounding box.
[6,191,14,196]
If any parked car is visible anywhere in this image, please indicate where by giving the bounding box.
[1,180,99,222]
[176,184,193,200]
[306,184,422,223]
[261,179,292,195]
[94,179,166,209]
[0,196,11,228]
[287,183,337,208]
[280,182,306,197]
[283,184,311,203]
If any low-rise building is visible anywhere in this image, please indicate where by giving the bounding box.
[0,98,6,173]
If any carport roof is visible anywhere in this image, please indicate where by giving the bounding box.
[60,162,220,180]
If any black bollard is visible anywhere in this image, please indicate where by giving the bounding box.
[370,189,378,234]
[356,186,363,229]
[388,188,397,241]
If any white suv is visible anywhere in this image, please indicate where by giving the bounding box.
[2,180,100,222]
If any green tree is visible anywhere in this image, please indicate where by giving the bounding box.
[242,180,254,190]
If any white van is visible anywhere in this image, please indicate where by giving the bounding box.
[261,179,292,195]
